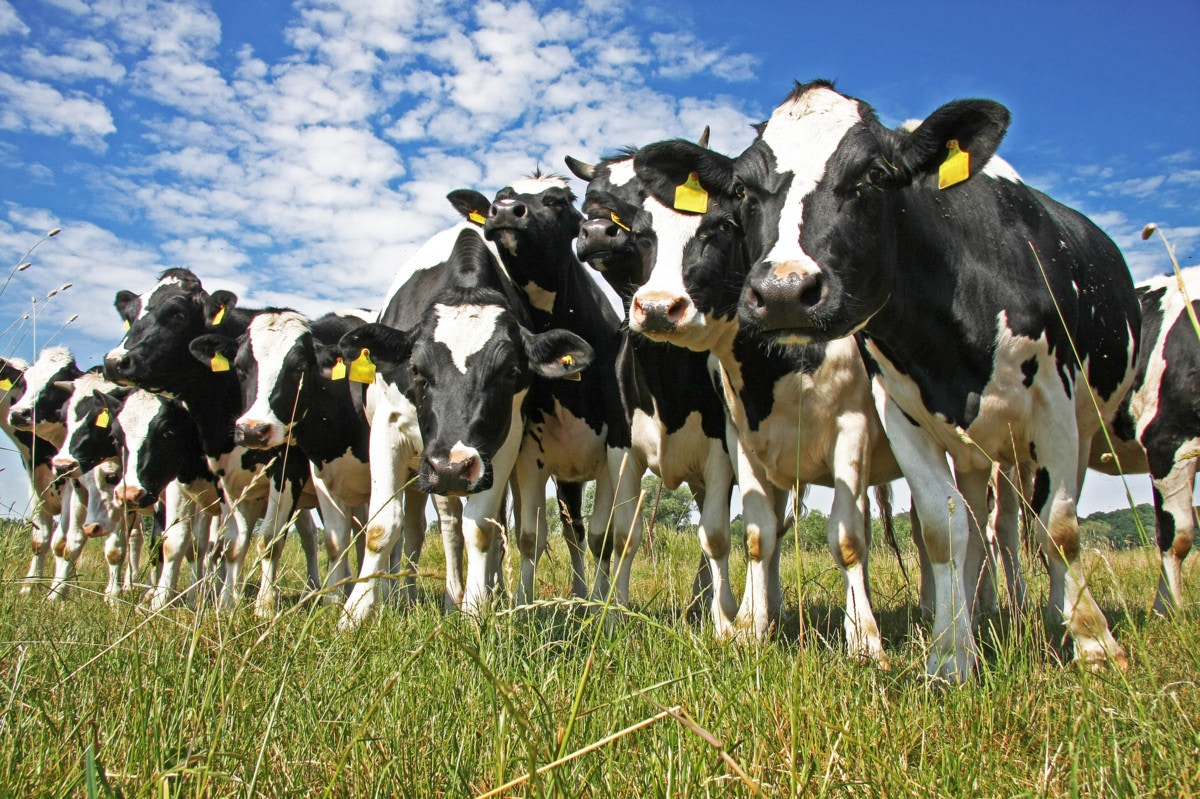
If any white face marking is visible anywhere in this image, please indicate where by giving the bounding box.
[10,346,75,417]
[632,196,703,330]
[114,390,168,493]
[760,87,863,270]
[433,304,505,373]
[606,159,636,188]
[508,175,569,195]
[242,312,309,435]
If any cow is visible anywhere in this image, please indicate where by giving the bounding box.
[565,149,738,633]
[733,80,1139,679]
[572,140,902,661]
[447,175,644,608]
[337,226,592,629]
[103,269,322,613]
[1090,269,1200,615]
[0,355,66,593]
[91,386,224,610]
[189,309,373,605]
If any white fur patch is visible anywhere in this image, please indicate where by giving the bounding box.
[606,159,636,188]
[522,281,557,313]
[760,86,863,270]
[508,175,569,195]
[114,390,169,492]
[433,304,505,373]
[982,155,1022,183]
[243,311,309,435]
[10,346,75,417]
[381,223,504,307]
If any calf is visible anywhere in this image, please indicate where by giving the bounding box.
[191,309,373,604]
[449,175,643,606]
[0,356,65,592]
[104,269,320,613]
[579,140,904,660]
[735,81,1139,679]
[1090,270,1200,615]
[338,226,592,628]
[93,386,223,610]
[566,150,738,632]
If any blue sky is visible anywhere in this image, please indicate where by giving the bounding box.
[0,0,1196,516]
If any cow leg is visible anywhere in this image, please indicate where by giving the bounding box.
[956,467,994,625]
[828,425,884,662]
[254,482,298,617]
[48,482,87,601]
[390,487,426,607]
[607,448,646,606]
[1030,425,1127,670]
[554,479,589,600]
[434,494,464,612]
[149,483,195,610]
[220,496,267,612]
[1152,460,1197,615]
[733,437,781,639]
[103,522,130,607]
[125,515,144,592]
[696,445,737,637]
[295,508,322,594]
[879,395,976,681]
[513,446,550,606]
[910,506,935,622]
[313,479,354,601]
[992,465,1027,615]
[22,507,56,593]
[460,418,523,616]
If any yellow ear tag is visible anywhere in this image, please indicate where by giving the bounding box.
[938,139,971,189]
[211,305,226,326]
[94,408,110,429]
[0,378,11,392]
[673,172,709,214]
[468,210,487,226]
[560,354,582,381]
[210,352,230,373]
[348,349,376,384]
[610,212,630,232]
[330,357,347,381]
[123,319,131,331]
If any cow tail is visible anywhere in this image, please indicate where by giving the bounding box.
[873,484,909,583]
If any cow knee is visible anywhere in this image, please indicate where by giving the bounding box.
[702,530,730,560]
[518,528,539,560]
[105,541,125,565]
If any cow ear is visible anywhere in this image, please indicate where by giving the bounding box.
[339,323,413,371]
[115,290,141,327]
[313,342,343,378]
[523,329,594,379]
[189,334,238,370]
[206,290,238,327]
[634,141,736,203]
[894,99,1011,186]
[564,156,597,182]
[447,189,492,227]
[92,388,124,417]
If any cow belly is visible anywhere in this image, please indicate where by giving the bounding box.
[631,408,712,489]
[529,402,605,481]
[313,452,371,506]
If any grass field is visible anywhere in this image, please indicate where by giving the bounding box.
[1,514,1198,797]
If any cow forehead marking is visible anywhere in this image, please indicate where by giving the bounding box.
[433,304,506,373]
[642,196,702,294]
[508,175,569,196]
[605,159,636,188]
[12,346,74,410]
[760,87,862,266]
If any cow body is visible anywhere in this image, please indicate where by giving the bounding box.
[104,270,320,613]
[338,227,592,629]
[567,151,738,632]
[1091,271,1200,614]
[735,81,1139,679]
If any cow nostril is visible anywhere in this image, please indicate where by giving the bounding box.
[666,297,687,322]
[798,274,823,309]
[512,203,526,218]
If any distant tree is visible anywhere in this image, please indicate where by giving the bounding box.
[641,474,695,534]
[1080,504,1157,550]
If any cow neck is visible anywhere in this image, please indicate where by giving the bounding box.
[291,377,369,465]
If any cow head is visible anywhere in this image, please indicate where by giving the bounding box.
[565,151,648,303]
[81,459,128,538]
[52,372,120,478]
[99,388,200,508]
[104,268,232,393]
[7,346,82,436]
[0,357,28,416]
[735,80,1010,344]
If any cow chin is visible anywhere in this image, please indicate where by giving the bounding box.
[417,462,492,497]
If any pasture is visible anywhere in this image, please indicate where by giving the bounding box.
[1,513,1197,797]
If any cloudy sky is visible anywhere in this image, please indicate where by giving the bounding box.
[0,0,1197,516]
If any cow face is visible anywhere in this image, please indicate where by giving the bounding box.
[104,269,224,392]
[101,388,198,507]
[456,175,582,289]
[53,372,120,478]
[342,295,592,496]
[0,358,28,417]
[191,312,312,449]
[735,80,1009,344]
[81,459,127,538]
[566,152,649,301]
[618,141,744,352]
[7,347,82,435]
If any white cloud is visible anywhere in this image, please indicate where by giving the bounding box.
[650,31,757,81]
[0,0,28,36]
[0,72,115,150]
[20,38,125,83]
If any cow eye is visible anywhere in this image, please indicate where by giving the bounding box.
[733,182,746,200]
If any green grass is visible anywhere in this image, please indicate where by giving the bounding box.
[1,517,1198,797]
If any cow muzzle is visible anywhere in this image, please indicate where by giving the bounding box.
[741,262,827,335]
[51,456,80,478]
[114,484,148,508]
[419,446,489,496]
[631,290,692,335]
[577,217,629,262]
[234,420,276,449]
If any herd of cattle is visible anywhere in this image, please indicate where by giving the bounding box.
[4,81,1198,682]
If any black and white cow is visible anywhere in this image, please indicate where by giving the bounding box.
[565,150,738,633]
[0,355,66,592]
[449,175,644,607]
[93,386,223,610]
[576,140,903,660]
[103,269,321,613]
[337,226,592,628]
[190,309,373,604]
[734,81,1140,678]
[1090,269,1200,615]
